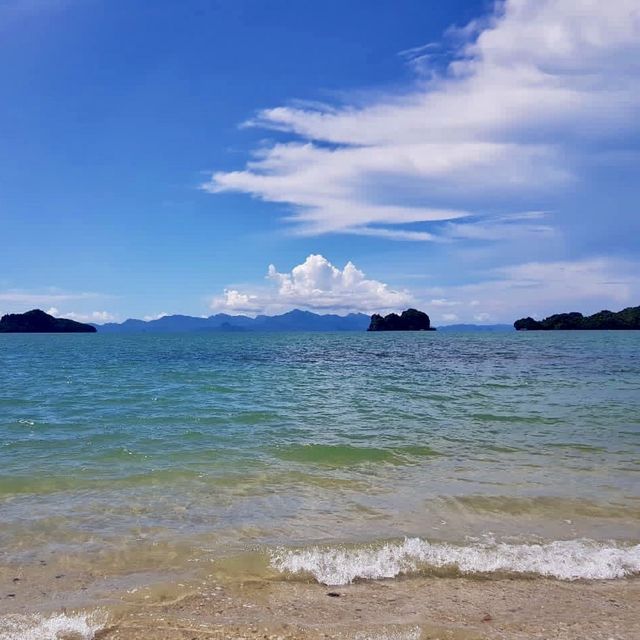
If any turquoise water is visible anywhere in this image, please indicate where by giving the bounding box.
[1,331,639,589]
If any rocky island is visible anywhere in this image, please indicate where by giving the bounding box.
[514,305,640,330]
[0,309,97,333]
[368,308,435,331]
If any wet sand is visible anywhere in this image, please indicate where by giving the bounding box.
[2,549,640,639]
[88,576,640,640]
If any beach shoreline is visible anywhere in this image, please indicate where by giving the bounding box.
[93,575,640,640]
[3,575,638,640]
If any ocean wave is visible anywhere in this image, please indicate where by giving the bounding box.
[0,611,105,640]
[270,537,640,585]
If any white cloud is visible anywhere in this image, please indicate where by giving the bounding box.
[210,256,640,322]
[46,308,117,323]
[422,257,640,322]
[204,0,640,240]
[213,289,264,314]
[430,298,460,308]
[84,311,116,323]
[0,290,115,322]
[0,290,100,305]
[211,254,412,315]
[143,312,169,321]
[444,212,556,241]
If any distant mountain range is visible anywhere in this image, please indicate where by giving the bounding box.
[94,310,514,333]
[95,309,371,332]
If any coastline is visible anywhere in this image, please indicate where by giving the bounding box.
[107,576,640,640]
[2,574,639,639]
[2,534,640,639]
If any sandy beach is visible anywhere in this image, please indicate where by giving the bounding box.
[102,576,640,640]
[3,574,638,640]
[97,576,640,640]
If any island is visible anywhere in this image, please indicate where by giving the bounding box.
[368,308,435,331]
[514,305,640,330]
[0,309,97,333]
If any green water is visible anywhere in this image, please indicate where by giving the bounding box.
[1,331,639,586]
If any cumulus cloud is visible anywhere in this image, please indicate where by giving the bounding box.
[209,255,640,322]
[204,0,640,241]
[211,254,412,315]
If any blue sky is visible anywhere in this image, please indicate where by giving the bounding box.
[1,0,639,324]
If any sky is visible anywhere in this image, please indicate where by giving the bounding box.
[1,0,639,325]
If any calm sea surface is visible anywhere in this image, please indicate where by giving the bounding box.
[1,331,639,596]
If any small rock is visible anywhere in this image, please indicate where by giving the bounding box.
[482,614,492,622]
[327,592,341,597]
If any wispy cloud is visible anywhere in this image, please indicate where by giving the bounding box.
[0,289,102,306]
[211,254,413,315]
[423,257,640,323]
[204,0,640,241]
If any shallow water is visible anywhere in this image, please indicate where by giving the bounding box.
[1,331,639,609]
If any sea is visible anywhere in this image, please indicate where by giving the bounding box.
[1,331,639,637]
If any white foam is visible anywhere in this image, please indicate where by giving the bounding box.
[271,537,640,585]
[0,612,105,640]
